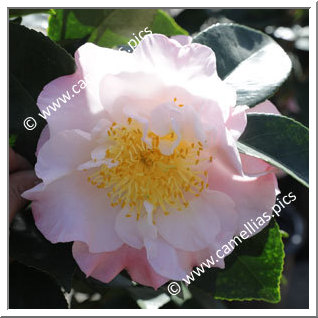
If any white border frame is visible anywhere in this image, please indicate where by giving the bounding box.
[2,0,316,316]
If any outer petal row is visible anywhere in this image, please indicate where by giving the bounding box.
[72,241,169,289]
[22,172,123,253]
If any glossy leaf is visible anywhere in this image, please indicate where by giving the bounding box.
[88,9,157,47]
[9,23,75,164]
[190,220,284,303]
[238,113,309,187]
[48,9,187,50]
[214,220,284,303]
[193,23,292,107]
[10,23,75,105]
[151,10,188,36]
[48,9,100,42]
[9,9,51,17]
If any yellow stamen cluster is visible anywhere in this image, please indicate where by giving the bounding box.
[88,118,212,221]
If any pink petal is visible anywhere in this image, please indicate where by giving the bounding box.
[208,158,277,236]
[22,172,123,253]
[247,100,281,115]
[134,34,217,79]
[177,246,226,272]
[99,72,165,117]
[198,100,244,176]
[73,241,168,289]
[225,105,249,140]
[156,190,237,252]
[35,125,50,156]
[144,236,188,280]
[225,100,280,142]
[221,129,244,175]
[148,102,206,155]
[115,209,144,249]
[134,34,236,119]
[74,43,135,99]
[171,35,192,46]
[37,70,99,136]
[37,43,133,137]
[144,236,229,281]
[35,129,93,183]
[240,153,275,177]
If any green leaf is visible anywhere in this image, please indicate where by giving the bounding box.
[151,10,188,36]
[10,16,22,24]
[214,220,284,303]
[9,73,45,164]
[90,29,130,49]
[279,230,289,238]
[9,9,52,17]
[48,9,187,50]
[193,23,292,107]
[88,9,157,47]
[48,9,98,42]
[10,209,77,293]
[238,113,309,187]
[191,220,284,303]
[9,23,75,164]
[10,23,74,105]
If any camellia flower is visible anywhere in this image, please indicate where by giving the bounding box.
[23,34,279,289]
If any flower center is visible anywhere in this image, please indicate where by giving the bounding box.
[88,118,212,220]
